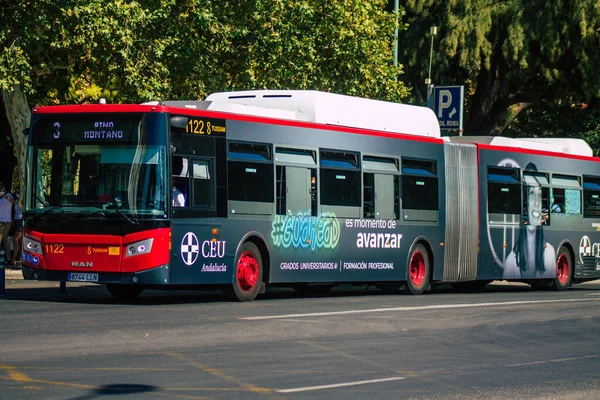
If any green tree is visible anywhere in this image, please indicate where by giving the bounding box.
[400,0,600,135]
[2,0,407,189]
[504,102,600,155]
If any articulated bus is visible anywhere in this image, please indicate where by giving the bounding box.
[20,90,600,301]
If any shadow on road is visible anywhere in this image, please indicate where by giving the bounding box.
[1,279,580,306]
[70,383,158,400]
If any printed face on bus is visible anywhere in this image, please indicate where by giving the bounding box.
[527,186,542,227]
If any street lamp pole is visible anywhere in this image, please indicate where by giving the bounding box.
[425,26,437,107]
[393,0,399,68]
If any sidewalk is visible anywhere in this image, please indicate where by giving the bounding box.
[3,267,23,280]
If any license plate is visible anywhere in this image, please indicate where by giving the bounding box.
[68,273,99,282]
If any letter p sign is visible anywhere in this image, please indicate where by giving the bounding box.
[437,90,452,118]
[433,85,463,131]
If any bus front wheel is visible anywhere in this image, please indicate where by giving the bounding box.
[225,242,263,302]
[405,244,430,295]
[552,247,572,291]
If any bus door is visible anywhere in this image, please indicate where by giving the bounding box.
[362,156,399,220]
[168,125,227,285]
[374,174,395,219]
[283,167,312,214]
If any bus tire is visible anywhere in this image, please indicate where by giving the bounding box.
[226,242,263,302]
[551,247,572,291]
[405,243,429,295]
[106,284,144,299]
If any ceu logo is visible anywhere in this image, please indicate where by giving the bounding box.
[579,235,592,264]
[181,232,200,266]
[202,240,226,258]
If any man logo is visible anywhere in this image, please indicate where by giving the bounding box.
[71,261,93,268]
[579,235,591,264]
[181,232,200,266]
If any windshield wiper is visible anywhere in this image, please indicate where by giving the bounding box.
[102,203,138,225]
[35,194,49,207]
[39,204,79,214]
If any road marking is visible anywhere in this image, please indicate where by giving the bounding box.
[162,352,272,395]
[584,293,600,296]
[0,364,32,382]
[240,298,597,320]
[277,376,406,393]
[506,355,598,367]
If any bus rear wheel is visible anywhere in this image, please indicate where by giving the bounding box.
[405,244,429,295]
[106,284,144,299]
[225,242,263,302]
[552,247,572,291]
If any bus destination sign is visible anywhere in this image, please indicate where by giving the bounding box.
[184,117,226,136]
[36,115,144,144]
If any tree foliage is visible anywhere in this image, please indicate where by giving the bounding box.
[504,102,600,155]
[2,0,408,104]
[400,0,600,135]
[1,0,407,189]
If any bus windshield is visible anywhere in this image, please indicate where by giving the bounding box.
[28,113,168,220]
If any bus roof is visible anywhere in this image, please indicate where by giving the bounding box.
[446,135,594,158]
[203,90,441,138]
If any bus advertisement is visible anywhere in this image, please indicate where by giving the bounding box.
[19,90,600,301]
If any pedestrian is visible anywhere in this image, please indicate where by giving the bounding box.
[172,183,186,207]
[8,189,22,266]
[0,182,15,265]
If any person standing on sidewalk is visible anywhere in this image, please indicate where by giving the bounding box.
[0,182,15,265]
[8,189,22,266]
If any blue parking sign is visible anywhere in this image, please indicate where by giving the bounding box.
[433,86,463,131]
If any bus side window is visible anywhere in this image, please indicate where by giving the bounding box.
[228,142,274,203]
[363,173,375,218]
[551,188,565,213]
[319,150,360,208]
[487,167,520,214]
[552,174,582,215]
[583,176,600,218]
[274,148,318,216]
[191,159,213,208]
[172,155,188,207]
[401,158,438,211]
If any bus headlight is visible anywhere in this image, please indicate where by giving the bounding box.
[125,238,154,257]
[23,236,43,255]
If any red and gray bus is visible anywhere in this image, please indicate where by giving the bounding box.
[20,90,600,300]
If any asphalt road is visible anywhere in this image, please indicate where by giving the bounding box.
[1,273,600,400]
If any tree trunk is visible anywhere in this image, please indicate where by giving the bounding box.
[2,85,31,192]
[465,66,498,135]
[481,100,531,136]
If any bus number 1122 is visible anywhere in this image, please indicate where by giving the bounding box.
[45,244,65,254]
[186,118,212,135]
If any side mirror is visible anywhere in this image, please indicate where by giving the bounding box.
[22,127,29,135]
[170,116,188,129]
